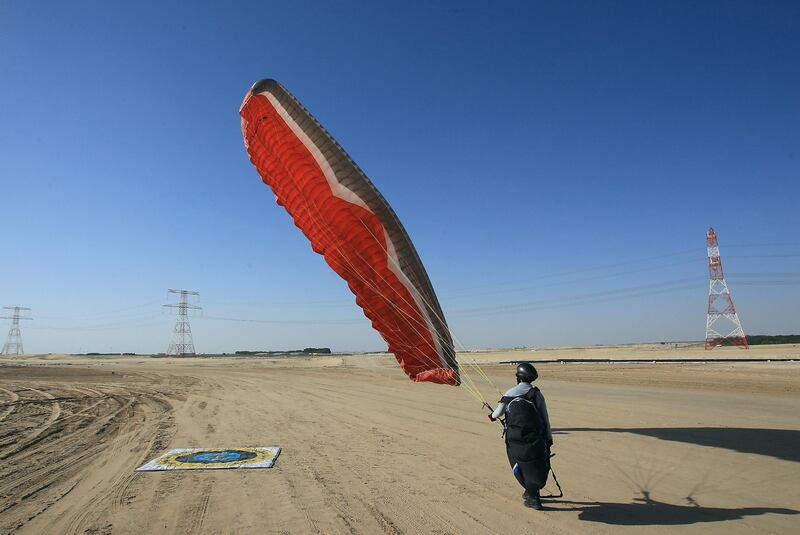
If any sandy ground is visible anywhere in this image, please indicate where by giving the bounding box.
[1,349,799,534]
[463,342,800,363]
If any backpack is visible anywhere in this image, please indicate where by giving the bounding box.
[502,386,551,491]
[503,386,547,445]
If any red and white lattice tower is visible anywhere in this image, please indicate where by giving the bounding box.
[705,228,748,349]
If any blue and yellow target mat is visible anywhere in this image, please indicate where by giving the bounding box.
[136,447,281,471]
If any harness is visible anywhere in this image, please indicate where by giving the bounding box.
[496,387,563,498]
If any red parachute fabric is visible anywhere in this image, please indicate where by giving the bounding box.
[240,79,459,385]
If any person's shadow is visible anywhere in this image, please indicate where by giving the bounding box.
[547,490,799,525]
[540,427,800,524]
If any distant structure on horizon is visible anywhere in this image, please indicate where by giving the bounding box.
[2,306,32,356]
[164,289,201,356]
[705,228,748,349]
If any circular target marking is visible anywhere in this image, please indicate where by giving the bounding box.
[159,447,278,469]
[175,450,257,464]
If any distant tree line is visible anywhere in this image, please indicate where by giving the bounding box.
[234,347,332,355]
[744,335,800,345]
[72,352,137,356]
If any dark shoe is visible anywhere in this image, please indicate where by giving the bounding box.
[524,494,543,510]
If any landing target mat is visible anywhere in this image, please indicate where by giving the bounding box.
[136,447,281,471]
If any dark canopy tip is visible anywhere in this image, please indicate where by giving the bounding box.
[250,79,280,96]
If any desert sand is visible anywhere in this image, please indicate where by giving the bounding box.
[1,347,799,534]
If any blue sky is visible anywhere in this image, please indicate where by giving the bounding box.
[1,1,798,354]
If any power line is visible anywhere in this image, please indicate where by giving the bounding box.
[438,247,799,295]
[442,258,700,300]
[20,273,799,333]
[36,300,162,320]
[448,278,704,317]
[199,315,361,325]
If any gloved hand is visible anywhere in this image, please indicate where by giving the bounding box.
[487,413,497,422]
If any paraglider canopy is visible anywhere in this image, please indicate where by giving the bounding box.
[240,79,459,386]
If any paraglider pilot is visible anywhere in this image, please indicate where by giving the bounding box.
[488,363,553,510]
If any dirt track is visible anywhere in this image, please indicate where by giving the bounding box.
[1,354,798,533]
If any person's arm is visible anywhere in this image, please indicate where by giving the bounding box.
[489,384,529,422]
[490,401,507,421]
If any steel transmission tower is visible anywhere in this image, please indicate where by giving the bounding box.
[705,228,748,349]
[164,289,201,356]
[2,306,32,356]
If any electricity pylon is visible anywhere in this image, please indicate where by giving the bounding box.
[705,228,748,349]
[164,289,200,356]
[2,306,32,356]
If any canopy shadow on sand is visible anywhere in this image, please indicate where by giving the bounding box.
[549,495,799,526]
[554,427,800,462]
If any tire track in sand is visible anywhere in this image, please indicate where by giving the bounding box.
[0,373,180,535]
[0,387,61,460]
[0,387,20,423]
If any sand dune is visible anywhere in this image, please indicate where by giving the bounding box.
[1,350,798,533]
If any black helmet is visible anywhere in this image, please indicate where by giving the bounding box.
[515,362,538,383]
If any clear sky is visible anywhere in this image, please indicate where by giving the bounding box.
[1,1,798,354]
